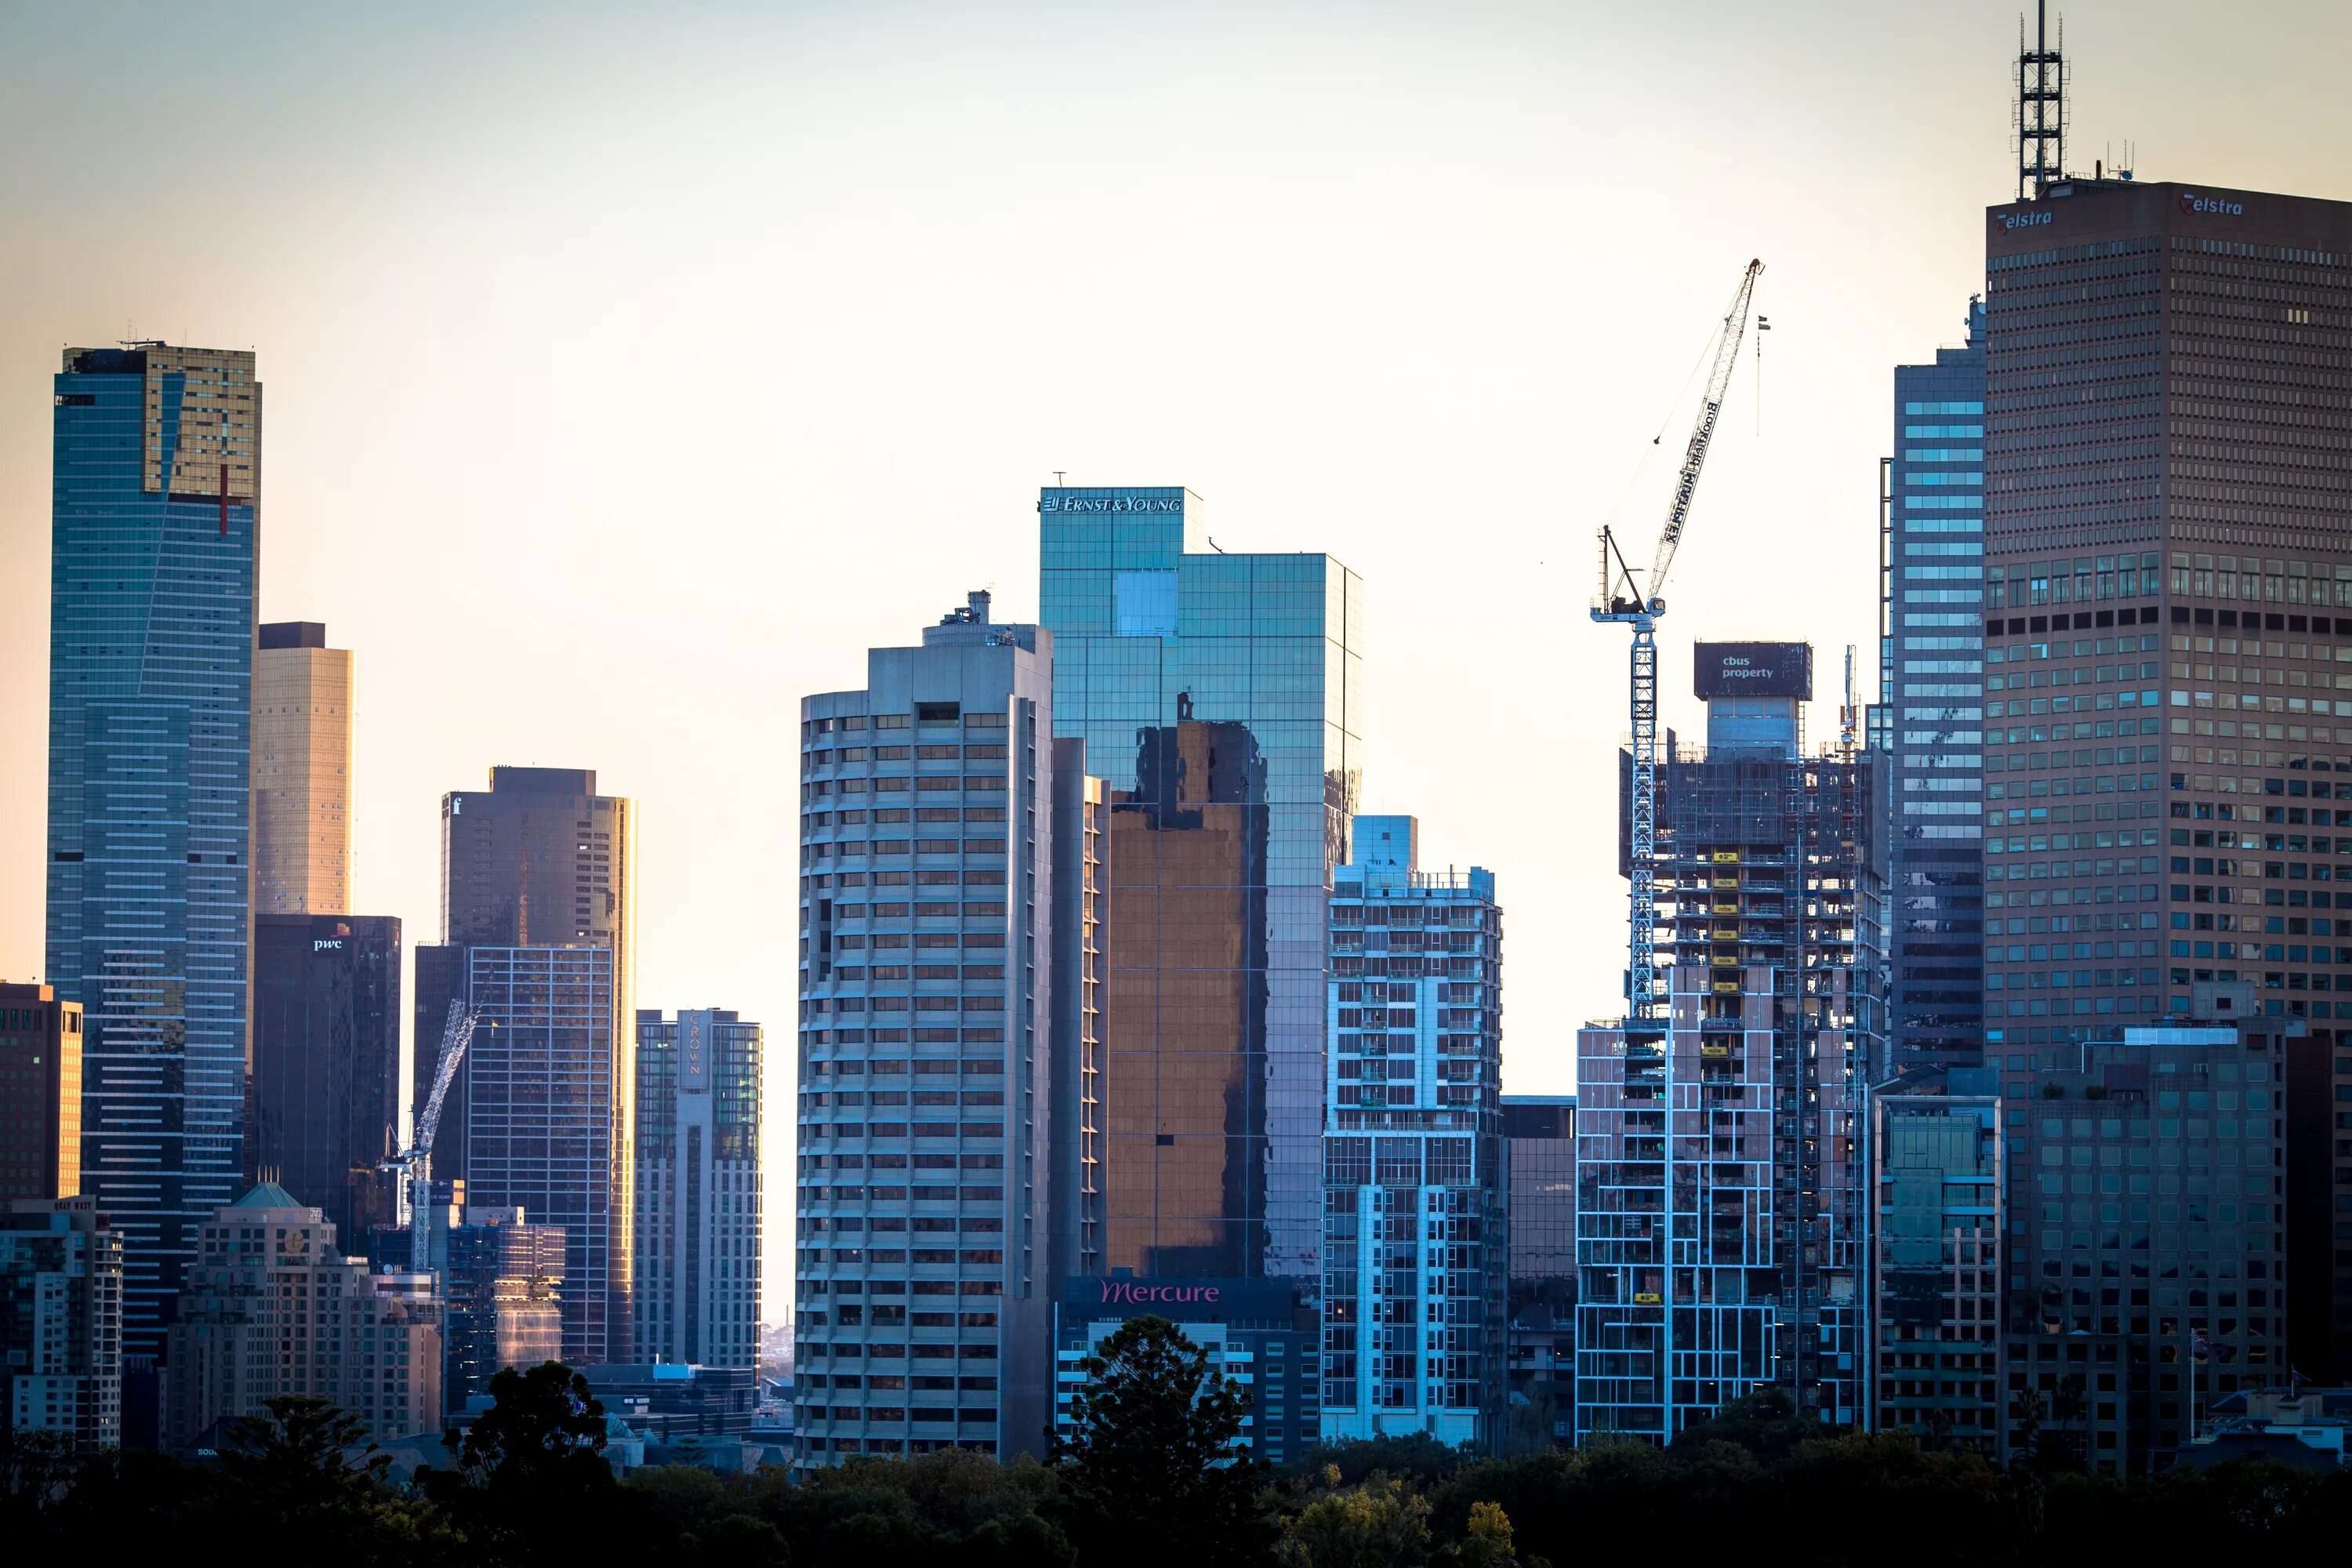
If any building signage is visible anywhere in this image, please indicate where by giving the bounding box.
[1094,1279,1223,1306]
[1037,495,1182,514]
[1693,641,1813,701]
[313,938,343,952]
[2180,192,2245,217]
[1996,209,2053,231]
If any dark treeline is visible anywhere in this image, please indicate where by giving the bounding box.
[7,1319,2352,1567]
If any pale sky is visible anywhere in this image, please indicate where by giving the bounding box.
[4,1,2348,1312]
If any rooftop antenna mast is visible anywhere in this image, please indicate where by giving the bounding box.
[2016,2,2067,200]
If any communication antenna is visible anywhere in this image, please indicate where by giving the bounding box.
[2015,2,2067,200]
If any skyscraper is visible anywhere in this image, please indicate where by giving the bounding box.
[1101,718,1271,1276]
[1578,644,1882,1439]
[249,914,402,1256]
[1978,179,2352,1374]
[0,984,82,1203]
[1039,485,1364,1287]
[48,343,259,1352]
[1880,300,1990,1069]
[793,591,1063,1470]
[461,945,627,1363]
[1318,815,1505,1449]
[412,764,636,1324]
[635,1007,764,1369]
[253,622,354,915]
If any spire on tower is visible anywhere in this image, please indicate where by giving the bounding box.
[2016,2,2067,200]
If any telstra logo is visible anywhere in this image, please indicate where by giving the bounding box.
[1998,209,2053,231]
[2180,192,2245,216]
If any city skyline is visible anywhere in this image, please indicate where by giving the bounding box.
[5,2,2352,1324]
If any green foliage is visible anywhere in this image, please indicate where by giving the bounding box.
[26,1361,2352,1566]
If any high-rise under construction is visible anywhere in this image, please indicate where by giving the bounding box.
[1577,642,1883,1439]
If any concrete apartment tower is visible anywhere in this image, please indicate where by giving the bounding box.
[253,622,353,915]
[793,590,1065,1472]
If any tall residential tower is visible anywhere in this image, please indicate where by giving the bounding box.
[793,592,1065,1470]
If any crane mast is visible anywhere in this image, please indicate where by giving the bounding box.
[1592,258,1764,1022]
[384,1000,480,1273]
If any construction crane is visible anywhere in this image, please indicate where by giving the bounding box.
[384,1000,481,1272]
[1592,257,1765,1023]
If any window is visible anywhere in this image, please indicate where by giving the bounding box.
[1115,569,1179,637]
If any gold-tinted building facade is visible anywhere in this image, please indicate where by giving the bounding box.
[1102,720,1270,1276]
[0,984,82,1202]
[255,622,353,914]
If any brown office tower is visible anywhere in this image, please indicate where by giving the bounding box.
[412,767,635,1361]
[1101,720,1270,1276]
[0,984,83,1201]
[253,622,354,914]
[1980,180,2352,1381]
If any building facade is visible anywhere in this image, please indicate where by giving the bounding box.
[1100,718,1271,1276]
[0,984,82,1203]
[1047,748,1105,1284]
[793,592,1062,1469]
[48,343,259,1352]
[455,945,627,1363]
[1052,1276,1319,1465]
[164,1182,440,1451]
[2000,1025,2288,1474]
[1576,968,1780,1442]
[1864,1073,2003,1454]
[253,621,354,916]
[1880,300,1990,1069]
[1502,1094,1576,1452]
[0,1197,122,1448]
[1979,177,2352,1376]
[1039,485,1364,1287]
[442,1205,564,1415]
[1319,816,1505,1449]
[634,1008,763,1369]
[415,764,635,1190]
[250,914,402,1258]
[1661,646,1878,1426]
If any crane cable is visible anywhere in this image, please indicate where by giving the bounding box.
[1594,303,1739,560]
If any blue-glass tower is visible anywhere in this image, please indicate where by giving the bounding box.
[1878,303,1988,1069]
[47,343,260,1352]
[1039,487,1363,1285]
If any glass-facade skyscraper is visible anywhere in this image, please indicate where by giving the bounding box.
[1880,301,1989,1069]
[1039,485,1363,1286]
[250,913,403,1254]
[47,343,260,1352]
[634,1007,764,1369]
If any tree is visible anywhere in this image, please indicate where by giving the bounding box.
[1054,1314,1276,1568]
[215,1396,448,1566]
[417,1361,647,1566]
[1279,1475,1432,1568]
